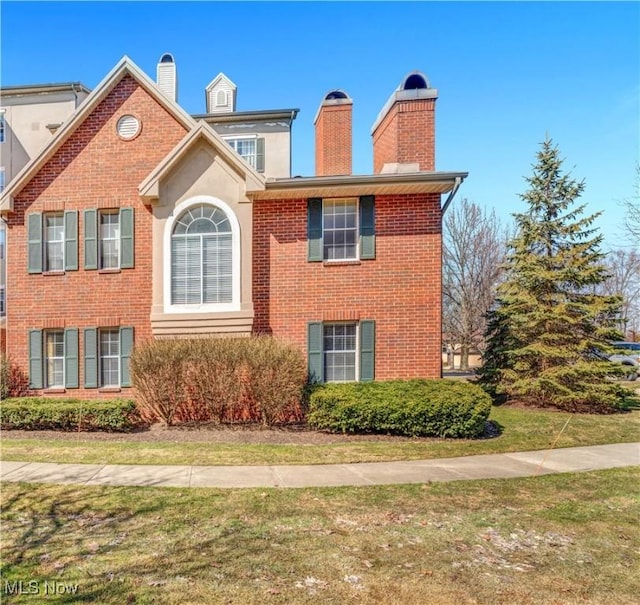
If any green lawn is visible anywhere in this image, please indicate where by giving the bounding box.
[1,468,638,604]
[1,406,639,466]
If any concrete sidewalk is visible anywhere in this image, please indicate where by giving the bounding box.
[1,443,638,489]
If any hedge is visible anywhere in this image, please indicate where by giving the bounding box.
[130,336,307,426]
[0,398,142,432]
[308,379,492,438]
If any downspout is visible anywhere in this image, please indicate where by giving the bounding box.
[441,176,462,215]
[289,110,295,177]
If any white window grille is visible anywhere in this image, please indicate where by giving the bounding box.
[324,323,357,382]
[171,204,233,305]
[100,329,120,387]
[45,331,64,388]
[323,199,358,261]
[100,211,120,269]
[45,214,64,272]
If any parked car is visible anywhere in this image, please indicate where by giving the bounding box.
[588,347,639,382]
[611,342,640,364]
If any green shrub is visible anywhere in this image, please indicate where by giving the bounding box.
[130,336,307,426]
[308,379,492,438]
[0,398,142,432]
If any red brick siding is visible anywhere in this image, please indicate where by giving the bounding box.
[6,75,188,398]
[373,99,436,173]
[315,104,352,176]
[253,194,443,379]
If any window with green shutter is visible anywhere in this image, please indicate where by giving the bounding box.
[64,328,79,388]
[64,211,78,271]
[307,322,324,383]
[27,213,43,274]
[28,329,43,389]
[308,197,376,263]
[119,208,134,269]
[308,320,376,383]
[27,211,81,273]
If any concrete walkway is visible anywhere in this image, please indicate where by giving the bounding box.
[1,443,638,489]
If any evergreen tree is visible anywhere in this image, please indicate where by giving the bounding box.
[479,138,629,412]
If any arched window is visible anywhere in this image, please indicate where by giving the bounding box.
[216,90,227,106]
[171,204,233,305]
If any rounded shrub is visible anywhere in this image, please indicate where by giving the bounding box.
[308,379,492,438]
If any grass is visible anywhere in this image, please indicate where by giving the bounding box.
[1,468,638,604]
[1,406,639,467]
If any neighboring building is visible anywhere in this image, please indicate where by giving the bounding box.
[0,56,465,397]
[0,82,90,341]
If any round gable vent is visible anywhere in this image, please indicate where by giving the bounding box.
[116,115,141,140]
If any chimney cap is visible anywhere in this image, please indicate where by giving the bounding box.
[400,71,430,90]
[324,89,350,101]
[159,53,175,63]
[371,70,438,135]
[314,89,353,124]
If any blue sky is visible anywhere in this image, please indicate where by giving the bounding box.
[1,1,638,247]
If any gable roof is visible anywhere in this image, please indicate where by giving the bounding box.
[204,72,237,93]
[138,121,265,202]
[0,56,197,215]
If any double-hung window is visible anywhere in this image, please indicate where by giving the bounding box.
[45,330,65,388]
[27,211,78,274]
[0,112,5,143]
[308,320,375,383]
[83,327,133,388]
[323,323,357,381]
[99,211,120,269]
[224,136,265,173]
[28,328,79,390]
[0,168,5,192]
[308,196,375,262]
[84,208,133,270]
[44,214,64,272]
[323,199,358,261]
[99,329,120,387]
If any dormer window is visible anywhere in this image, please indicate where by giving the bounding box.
[216,90,228,107]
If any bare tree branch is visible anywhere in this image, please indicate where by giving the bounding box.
[443,199,509,369]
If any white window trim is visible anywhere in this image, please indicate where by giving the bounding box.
[99,210,121,270]
[44,213,65,272]
[99,328,120,387]
[322,198,360,263]
[163,195,241,314]
[324,322,360,383]
[45,330,65,389]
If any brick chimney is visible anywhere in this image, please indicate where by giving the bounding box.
[314,90,352,176]
[371,71,437,173]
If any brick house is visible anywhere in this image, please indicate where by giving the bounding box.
[0,56,466,397]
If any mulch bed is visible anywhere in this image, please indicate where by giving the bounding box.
[2,423,446,445]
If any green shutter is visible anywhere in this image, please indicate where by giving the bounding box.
[120,327,134,387]
[359,320,375,382]
[64,328,79,388]
[64,210,78,271]
[120,207,134,269]
[84,328,98,388]
[84,209,98,270]
[27,213,43,274]
[359,196,375,260]
[28,330,43,389]
[256,138,265,173]
[307,322,324,383]
[307,198,323,262]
